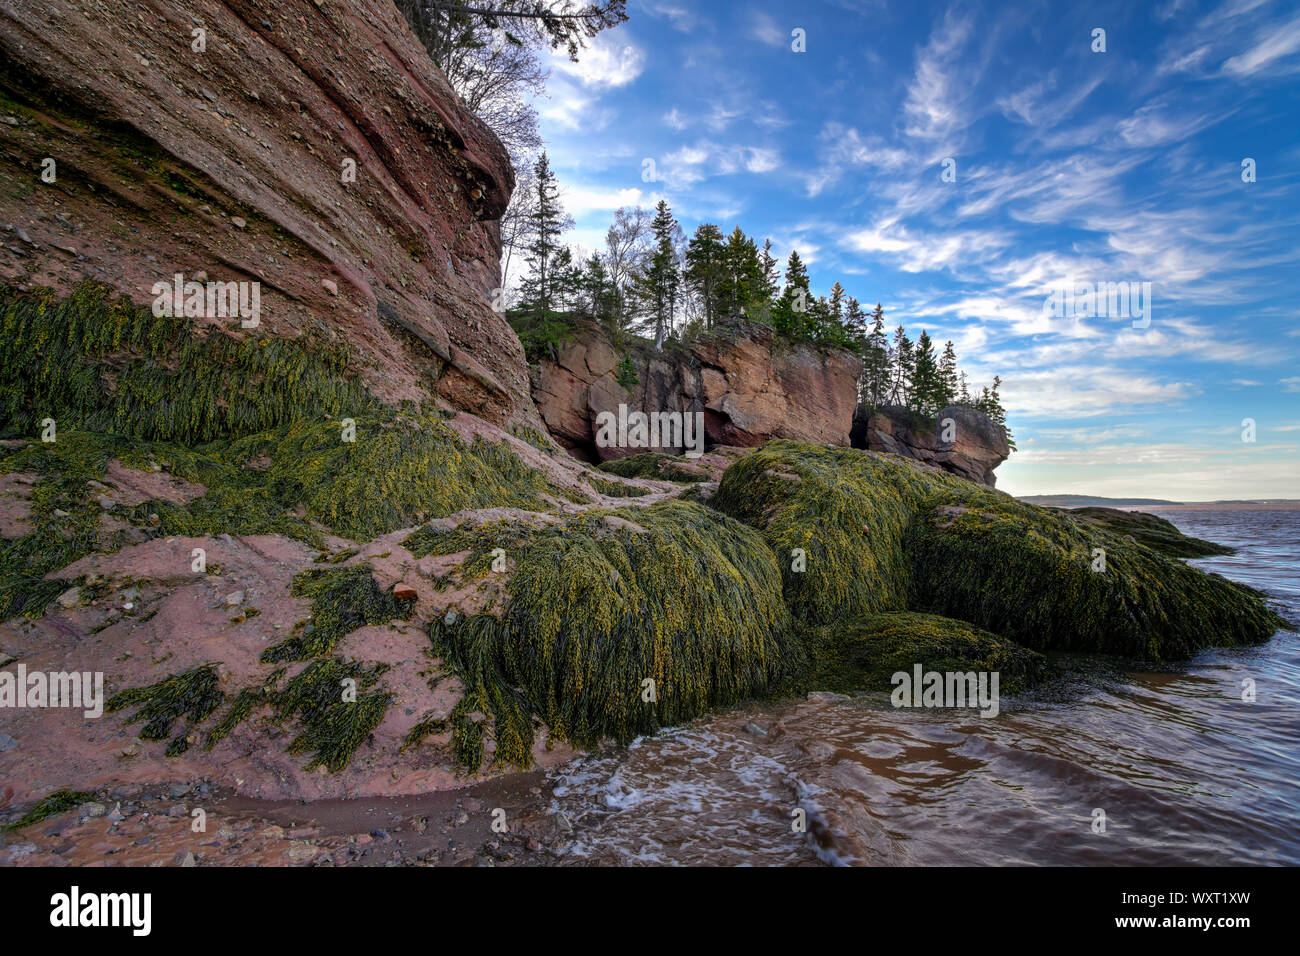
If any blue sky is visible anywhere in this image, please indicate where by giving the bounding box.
[529,0,1300,499]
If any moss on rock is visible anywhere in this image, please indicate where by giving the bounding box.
[262,564,414,663]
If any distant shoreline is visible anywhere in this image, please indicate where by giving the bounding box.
[1137,502,1300,512]
[1019,495,1300,511]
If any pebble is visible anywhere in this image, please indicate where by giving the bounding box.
[0,734,17,752]
[321,278,338,295]
[231,217,247,229]
[224,590,245,607]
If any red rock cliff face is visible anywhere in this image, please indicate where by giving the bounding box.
[851,404,1010,488]
[531,319,863,460]
[0,0,532,423]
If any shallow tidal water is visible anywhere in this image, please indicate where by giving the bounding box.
[542,510,1300,866]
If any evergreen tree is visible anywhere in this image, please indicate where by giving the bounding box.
[718,226,763,319]
[937,340,959,410]
[889,325,914,406]
[684,223,726,330]
[634,199,681,348]
[985,375,1015,448]
[773,250,812,337]
[911,330,941,414]
[516,152,571,316]
[758,238,780,305]
[860,303,890,406]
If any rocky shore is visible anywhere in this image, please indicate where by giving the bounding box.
[0,0,1287,865]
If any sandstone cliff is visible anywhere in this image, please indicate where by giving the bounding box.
[851,403,1010,488]
[531,318,863,460]
[0,0,531,424]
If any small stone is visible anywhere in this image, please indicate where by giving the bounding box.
[286,844,318,862]
[321,278,338,296]
[260,825,284,838]
[231,217,247,230]
[96,496,114,509]
[0,734,17,752]
[81,801,107,817]
[193,270,208,282]
[224,590,245,607]
[179,851,197,867]
[56,587,81,609]
[392,582,417,600]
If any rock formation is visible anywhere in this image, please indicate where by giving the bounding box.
[0,0,533,425]
[531,317,862,460]
[851,404,1010,488]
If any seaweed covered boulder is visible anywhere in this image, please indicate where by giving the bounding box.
[787,612,1051,697]
[712,441,1283,660]
[711,442,972,623]
[1063,507,1233,558]
[402,500,797,771]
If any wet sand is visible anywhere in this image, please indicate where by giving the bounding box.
[1,771,565,867]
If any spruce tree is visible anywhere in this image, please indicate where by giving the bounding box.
[684,223,725,330]
[860,303,890,406]
[635,199,681,348]
[889,325,914,406]
[912,330,940,415]
[517,152,570,316]
[774,251,812,337]
[937,340,959,410]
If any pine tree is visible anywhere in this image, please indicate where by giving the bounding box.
[985,375,1015,448]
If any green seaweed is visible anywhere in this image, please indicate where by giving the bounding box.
[0,282,376,445]
[1065,507,1234,558]
[586,474,652,498]
[713,441,1283,659]
[270,658,392,772]
[106,663,224,755]
[421,500,796,772]
[598,452,709,483]
[262,564,413,663]
[779,612,1052,697]
[2,788,95,832]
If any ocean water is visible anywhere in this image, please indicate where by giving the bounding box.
[543,510,1300,866]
